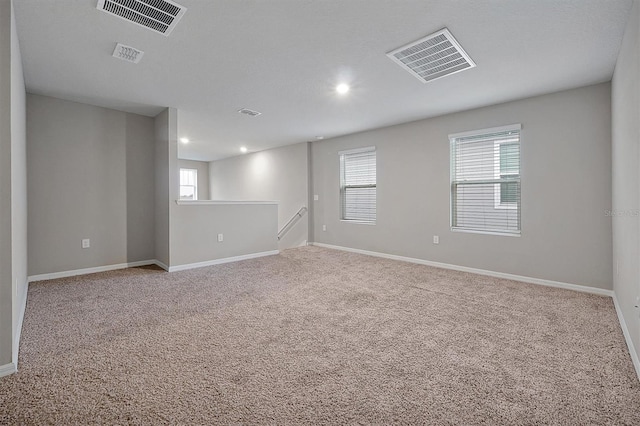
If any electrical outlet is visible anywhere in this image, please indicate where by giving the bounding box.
[433,235,439,244]
[217,233,224,242]
[82,239,90,249]
[314,195,319,201]
[322,225,326,231]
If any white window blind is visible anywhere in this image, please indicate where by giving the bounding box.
[340,147,376,223]
[450,124,521,235]
[179,168,198,200]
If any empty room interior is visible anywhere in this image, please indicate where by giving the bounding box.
[1,0,640,423]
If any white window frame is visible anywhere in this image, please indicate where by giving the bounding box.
[339,146,376,224]
[493,139,520,210]
[179,168,198,201]
[449,124,521,236]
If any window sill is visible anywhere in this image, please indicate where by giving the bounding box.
[175,200,278,205]
[451,228,520,237]
[341,220,376,225]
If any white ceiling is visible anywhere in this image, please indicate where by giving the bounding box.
[14,0,633,161]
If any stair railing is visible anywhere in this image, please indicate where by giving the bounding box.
[277,206,308,240]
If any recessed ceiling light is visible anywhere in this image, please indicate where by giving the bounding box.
[316,136,324,140]
[240,146,248,153]
[238,108,262,117]
[180,137,189,144]
[336,83,350,95]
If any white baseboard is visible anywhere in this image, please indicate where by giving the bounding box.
[168,250,280,272]
[127,260,159,268]
[154,260,169,271]
[0,363,16,378]
[13,281,28,369]
[25,252,281,279]
[311,243,613,297]
[28,260,158,282]
[612,294,640,381]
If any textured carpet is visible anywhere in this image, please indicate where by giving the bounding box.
[1,246,639,425]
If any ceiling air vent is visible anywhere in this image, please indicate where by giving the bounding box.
[97,0,186,36]
[112,43,144,63]
[238,108,262,117]
[387,28,476,83]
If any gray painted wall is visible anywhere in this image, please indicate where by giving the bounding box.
[0,1,27,368]
[126,112,156,263]
[171,203,278,266]
[0,0,27,369]
[172,114,278,266]
[209,142,309,249]
[312,83,612,290]
[612,0,640,365]
[27,95,155,276]
[10,0,26,366]
[178,159,209,200]
[154,108,171,267]
[0,0,11,367]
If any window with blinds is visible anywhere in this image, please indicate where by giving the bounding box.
[449,124,521,235]
[340,147,376,223]
[179,168,198,200]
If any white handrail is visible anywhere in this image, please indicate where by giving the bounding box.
[278,206,308,240]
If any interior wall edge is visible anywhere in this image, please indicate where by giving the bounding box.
[11,280,27,368]
[613,293,640,381]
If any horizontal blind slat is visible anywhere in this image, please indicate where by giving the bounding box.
[342,148,376,222]
[451,130,520,234]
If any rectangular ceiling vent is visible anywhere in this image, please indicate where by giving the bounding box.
[238,108,262,117]
[112,43,144,63]
[387,28,476,83]
[97,0,186,36]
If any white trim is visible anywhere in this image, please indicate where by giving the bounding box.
[127,260,158,268]
[311,243,613,297]
[612,293,640,381]
[338,146,376,156]
[449,123,522,141]
[168,250,279,272]
[25,254,281,281]
[0,363,16,378]
[28,260,158,282]
[451,228,521,237]
[154,260,169,271]
[13,281,28,368]
[175,200,278,206]
[340,219,376,226]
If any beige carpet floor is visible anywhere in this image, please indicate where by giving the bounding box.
[0,246,639,425]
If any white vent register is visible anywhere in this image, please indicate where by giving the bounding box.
[97,0,186,36]
[387,28,476,83]
[112,43,144,63]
